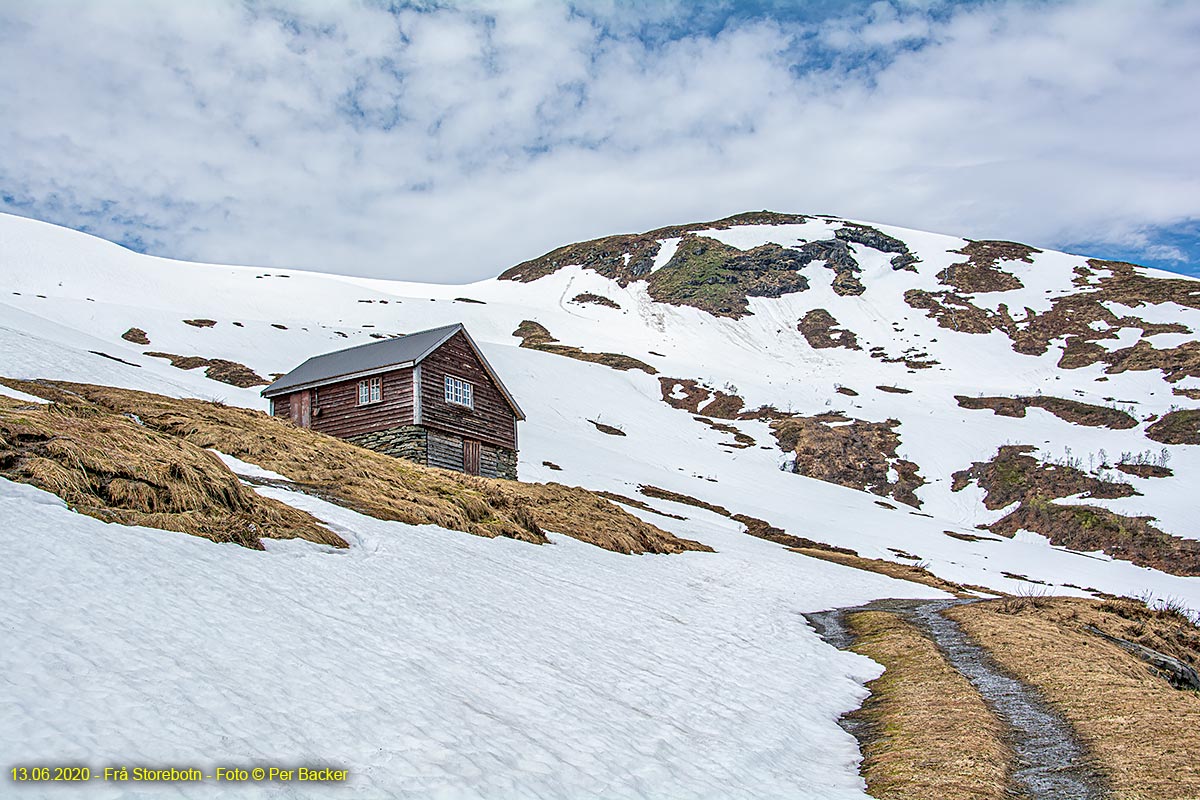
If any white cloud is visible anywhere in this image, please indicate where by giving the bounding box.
[0,0,1197,281]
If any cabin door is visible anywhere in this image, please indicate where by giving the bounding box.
[290,391,312,428]
[463,438,481,476]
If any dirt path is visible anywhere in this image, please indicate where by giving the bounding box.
[806,599,1106,799]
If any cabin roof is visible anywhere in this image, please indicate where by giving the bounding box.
[261,323,525,419]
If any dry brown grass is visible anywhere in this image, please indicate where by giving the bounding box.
[948,597,1200,800]
[3,379,704,555]
[791,548,979,598]
[846,611,1013,800]
[0,393,340,549]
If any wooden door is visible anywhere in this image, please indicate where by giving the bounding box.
[290,391,312,428]
[463,438,480,476]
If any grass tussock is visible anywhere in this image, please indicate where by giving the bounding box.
[3,379,703,555]
[847,611,1013,800]
[949,597,1200,800]
[0,392,341,549]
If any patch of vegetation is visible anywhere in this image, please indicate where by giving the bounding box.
[1145,408,1200,445]
[951,597,1200,799]
[909,259,1200,383]
[953,445,1200,575]
[589,419,626,436]
[570,292,620,309]
[955,394,1138,429]
[499,210,812,285]
[797,308,861,350]
[657,378,745,419]
[121,327,150,345]
[512,321,656,374]
[771,413,926,507]
[937,240,1039,293]
[0,393,340,550]
[144,352,269,388]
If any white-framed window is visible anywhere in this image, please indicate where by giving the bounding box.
[357,376,382,405]
[444,375,473,409]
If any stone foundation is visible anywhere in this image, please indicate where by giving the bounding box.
[346,424,517,479]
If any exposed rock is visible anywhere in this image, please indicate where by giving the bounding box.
[499,210,811,285]
[183,318,217,328]
[771,413,925,507]
[877,385,911,394]
[646,235,811,317]
[513,321,656,374]
[121,327,150,345]
[834,222,919,271]
[836,386,859,396]
[1083,625,1200,691]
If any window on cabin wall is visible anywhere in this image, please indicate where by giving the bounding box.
[357,377,382,405]
[444,375,473,409]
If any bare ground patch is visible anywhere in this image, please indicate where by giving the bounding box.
[1145,409,1200,444]
[798,308,861,350]
[144,352,269,388]
[657,377,745,419]
[955,394,1138,429]
[121,327,150,345]
[570,292,620,309]
[771,413,926,507]
[513,321,657,374]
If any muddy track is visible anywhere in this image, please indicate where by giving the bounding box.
[806,599,1106,799]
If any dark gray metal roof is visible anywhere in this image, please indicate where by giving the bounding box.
[262,323,460,397]
[262,323,525,419]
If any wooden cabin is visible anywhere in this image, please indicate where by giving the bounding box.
[262,323,524,479]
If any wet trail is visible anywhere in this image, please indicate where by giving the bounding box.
[805,599,1105,800]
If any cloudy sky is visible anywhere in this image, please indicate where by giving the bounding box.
[2,0,1198,282]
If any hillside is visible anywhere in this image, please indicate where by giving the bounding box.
[2,209,1199,797]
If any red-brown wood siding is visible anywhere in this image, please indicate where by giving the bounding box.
[419,331,517,449]
[302,367,415,439]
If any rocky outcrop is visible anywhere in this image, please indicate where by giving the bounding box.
[834,222,920,271]
[499,210,811,285]
[646,235,812,317]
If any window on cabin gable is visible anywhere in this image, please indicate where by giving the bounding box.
[357,376,382,405]
[444,375,473,409]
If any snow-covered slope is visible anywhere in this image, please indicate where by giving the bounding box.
[2,210,1198,797]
